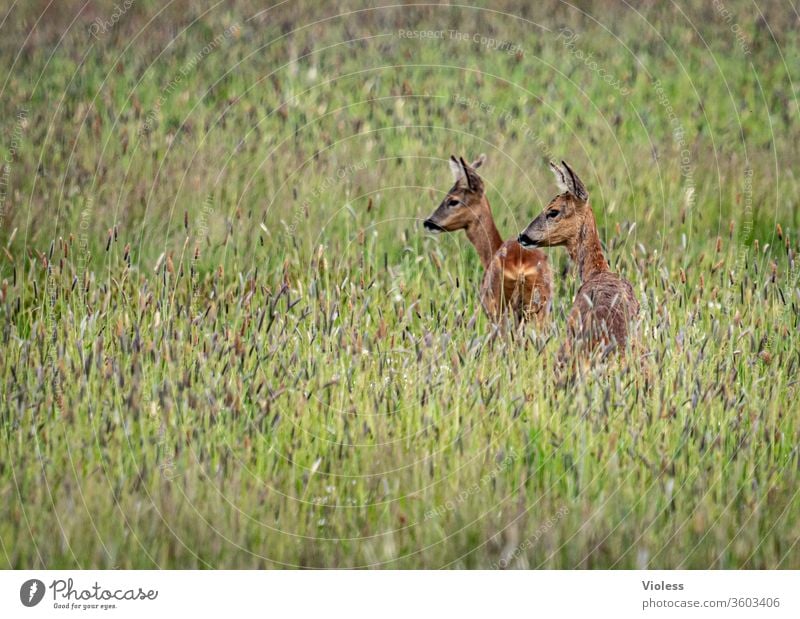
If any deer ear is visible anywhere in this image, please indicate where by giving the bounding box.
[561,160,588,202]
[471,153,486,169]
[549,161,569,193]
[449,155,465,184]
[459,156,482,192]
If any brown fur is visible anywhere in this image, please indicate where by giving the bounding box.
[519,161,638,354]
[481,239,551,322]
[424,155,552,323]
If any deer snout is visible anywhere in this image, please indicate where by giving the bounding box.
[518,232,538,248]
[423,219,446,233]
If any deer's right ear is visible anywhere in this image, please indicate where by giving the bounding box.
[561,160,588,202]
[459,156,483,192]
[449,155,465,184]
[471,153,486,169]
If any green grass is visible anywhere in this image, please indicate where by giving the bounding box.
[1,0,799,568]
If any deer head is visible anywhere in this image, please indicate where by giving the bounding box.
[423,154,488,233]
[518,160,589,248]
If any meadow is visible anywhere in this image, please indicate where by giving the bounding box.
[0,0,798,568]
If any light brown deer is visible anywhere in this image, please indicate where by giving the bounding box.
[423,154,551,323]
[518,161,639,356]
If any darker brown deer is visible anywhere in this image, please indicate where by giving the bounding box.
[518,161,639,356]
[423,154,551,323]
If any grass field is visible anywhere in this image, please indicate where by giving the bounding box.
[1,0,799,569]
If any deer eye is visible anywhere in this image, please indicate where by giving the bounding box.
[447,199,460,207]
[546,209,560,219]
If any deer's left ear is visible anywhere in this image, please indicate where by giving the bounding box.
[449,155,465,184]
[549,161,569,193]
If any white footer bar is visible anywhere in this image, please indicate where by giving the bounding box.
[2,570,796,618]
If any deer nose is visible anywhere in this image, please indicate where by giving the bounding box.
[423,219,445,232]
[518,233,537,248]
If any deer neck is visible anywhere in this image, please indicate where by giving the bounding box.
[567,207,609,282]
[464,197,503,269]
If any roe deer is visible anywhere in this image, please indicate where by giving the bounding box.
[423,154,551,323]
[518,161,639,356]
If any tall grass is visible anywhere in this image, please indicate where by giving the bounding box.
[0,0,798,568]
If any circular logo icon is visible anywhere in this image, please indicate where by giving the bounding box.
[20,579,45,607]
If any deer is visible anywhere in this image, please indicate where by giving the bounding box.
[423,154,552,324]
[518,161,639,358]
